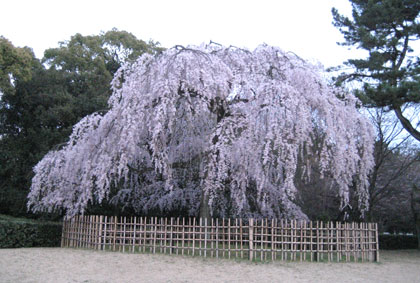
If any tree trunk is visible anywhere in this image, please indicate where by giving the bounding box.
[199,190,211,220]
[411,184,420,249]
[394,107,420,142]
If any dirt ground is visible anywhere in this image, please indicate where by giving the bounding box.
[0,248,419,283]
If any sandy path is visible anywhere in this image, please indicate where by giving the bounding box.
[0,248,419,283]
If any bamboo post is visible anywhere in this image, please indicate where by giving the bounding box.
[153,217,157,254]
[175,218,180,255]
[309,221,314,262]
[90,215,94,249]
[81,215,87,248]
[143,217,147,253]
[102,216,107,250]
[81,215,85,248]
[78,216,82,248]
[131,217,136,253]
[270,219,274,261]
[360,222,364,262]
[87,215,91,248]
[92,215,95,249]
[144,217,148,253]
[321,221,325,261]
[293,220,296,261]
[73,217,76,248]
[71,217,75,248]
[88,215,92,249]
[164,217,168,254]
[281,220,284,261]
[97,215,101,250]
[112,216,116,251]
[235,218,238,259]
[215,217,217,257]
[240,218,243,259]
[222,218,225,258]
[210,218,213,258]
[316,220,319,262]
[93,216,97,249]
[170,218,173,255]
[79,215,83,248]
[120,217,125,252]
[259,219,262,261]
[72,217,75,248]
[181,217,185,256]
[249,218,254,261]
[336,221,340,262]
[75,216,79,248]
[375,223,379,262]
[345,222,349,262]
[83,216,87,248]
[204,218,208,258]
[288,220,291,261]
[84,215,88,248]
[159,217,163,254]
[227,218,230,259]
[76,215,81,248]
[352,222,357,262]
[191,218,195,256]
[302,221,306,262]
[187,218,190,256]
[68,218,72,248]
[327,221,330,262]
[262,219,265,261]
[199,218,202,257]
[300,221,303,262]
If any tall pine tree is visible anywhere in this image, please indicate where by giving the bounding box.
[332,0,420,141]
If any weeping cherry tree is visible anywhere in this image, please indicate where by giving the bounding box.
[28,44,375,219]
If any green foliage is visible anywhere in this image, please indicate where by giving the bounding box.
[332,0,420,141]
[0,30,163,217]
[379,234,418,250]
[0,37,33,96]
[0,214,62,248]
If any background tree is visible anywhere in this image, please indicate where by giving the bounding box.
[0,30,162,217]
[332,0,420,141]
[297,108,420,226]
[28,44,375,219]
[365,108,420,232]
[42,29,163,118]
[332,1,420,247]
[0,37,33,97]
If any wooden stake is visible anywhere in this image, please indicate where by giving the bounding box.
[249,218,254,261]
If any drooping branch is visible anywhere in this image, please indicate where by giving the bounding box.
[393,106,420,142]
[28,44,375,218]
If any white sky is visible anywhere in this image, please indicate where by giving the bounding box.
[1,0,360,68]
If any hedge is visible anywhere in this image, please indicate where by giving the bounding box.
[379,234,418,250]
[0,215,62,248]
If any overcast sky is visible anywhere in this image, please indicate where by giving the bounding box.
[1,0,361,68]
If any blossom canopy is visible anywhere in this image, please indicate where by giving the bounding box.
[28,43,375,218]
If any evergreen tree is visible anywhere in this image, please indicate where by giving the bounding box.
[332,0,420,141]
[0,30,162,216]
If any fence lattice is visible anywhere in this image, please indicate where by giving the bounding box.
[61,215,379,262]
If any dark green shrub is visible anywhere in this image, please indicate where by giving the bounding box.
[0,214,62,248]
[379,234,418,250]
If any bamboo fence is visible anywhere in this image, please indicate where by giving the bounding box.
[61,215,379,262]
